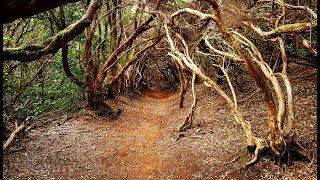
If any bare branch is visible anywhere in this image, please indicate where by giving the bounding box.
[107,35,163,86]
[258,0,317,19]
[243,21,317,39]
[171,8,214,24]
[58,7,85,88]
[95,14,156,87]
[3,123,25,150]
[3,0,101,62]
[203,38,243,62]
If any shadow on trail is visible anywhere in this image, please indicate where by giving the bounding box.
[144,89,175,99]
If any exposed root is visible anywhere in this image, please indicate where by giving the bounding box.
[245,138,267,167]
[231,134,310,168]
[233,150,263,167]
[230,147,251,166]
[175,132,185,141]
[282,133,310,163]
[177,122,197,141]
[111,108,123,119]
[178,119,194,132]
[82,103,122,120]
[230,137,268,167]
[230,155,241,164]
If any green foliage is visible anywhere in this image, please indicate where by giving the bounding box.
[252,38,262,47]
[2,2,90,119]
[256,22,269,31]
[2,0,158,119]
[119,52,131,66]
[287,42,311,57]
[299,48,311,57]
[69,10,83,22]
[3,48,84,118]
[3,34,14,45]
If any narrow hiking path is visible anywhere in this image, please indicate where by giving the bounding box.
[4,88,247,179]
[3,67,317,179]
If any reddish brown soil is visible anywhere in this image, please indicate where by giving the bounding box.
[3,64,316,179]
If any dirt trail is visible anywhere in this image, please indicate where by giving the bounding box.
[3,68,317,179]
[4,89,244,179]
[95,90,218,179]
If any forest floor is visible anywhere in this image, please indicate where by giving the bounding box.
[3,64,317,179]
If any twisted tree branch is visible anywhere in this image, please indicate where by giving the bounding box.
[3,0,101,62]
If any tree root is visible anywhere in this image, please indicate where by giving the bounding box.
[281,133,310,164]
[175,132,185,141]
[178,119,194,132]
[81,103,122,120]
[231,145,267,167]
[229,138,268,167]
[245,138,267,167]
[232,135,310,168]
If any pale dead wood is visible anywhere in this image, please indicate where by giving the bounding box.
[204,38,243,62]
[241,5,298,137]
[212,64,238,109]
[233,31,286,149]
[258,0,317,19]
[243,21,316,39]
[238,89,261,103]
[171,49,190,109]
[164,22,265,160]
[205,0,278,161]
[3,122,25,150]
[171,8,214,23]
[170,0,301,164]
[275,37,295,134]
[242,0,311,141]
